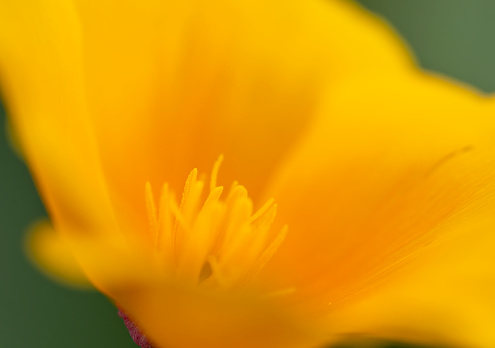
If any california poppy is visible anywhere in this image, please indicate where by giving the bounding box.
[2,1,495,347]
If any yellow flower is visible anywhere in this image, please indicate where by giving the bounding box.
[2,0,495,347]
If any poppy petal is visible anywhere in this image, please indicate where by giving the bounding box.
[264,69,495,309]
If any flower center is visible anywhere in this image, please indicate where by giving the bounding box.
[145,155,287,288]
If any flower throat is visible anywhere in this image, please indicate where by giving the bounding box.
[144,155,287,288]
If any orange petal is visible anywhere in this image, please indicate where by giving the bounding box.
[263,68,495,310]
[116,281,328,348]
[327,209,495,348]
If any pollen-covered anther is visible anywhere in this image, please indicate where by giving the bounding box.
[144,155,287,288]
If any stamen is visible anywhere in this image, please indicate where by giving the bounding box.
[207,256,231,287]
[248,198,275,225]
[248,225,288,282]
[210,154,224,193]
[157,183,174,265]
[145,157,288,289]
[176,168,198,231]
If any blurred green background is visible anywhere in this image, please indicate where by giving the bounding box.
[1,1,495,347]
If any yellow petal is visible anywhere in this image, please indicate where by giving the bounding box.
[0,0,116,235]
[263,69,495,309]
[0,0,130,295]
[65,0,415,238]
[25,220,92,289]
[0,0,415,268]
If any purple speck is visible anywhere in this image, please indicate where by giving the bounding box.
[118,309,154,348]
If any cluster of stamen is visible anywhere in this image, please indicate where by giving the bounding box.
[144,156,287,288]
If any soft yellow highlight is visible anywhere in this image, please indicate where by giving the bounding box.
[25,220,92,289]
